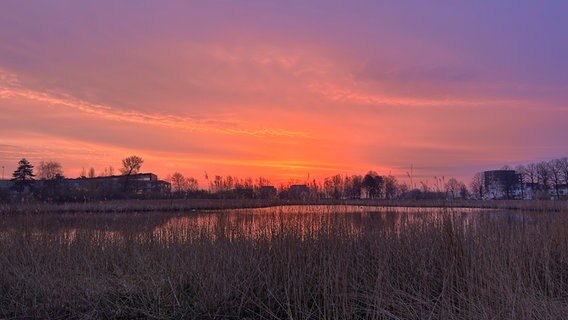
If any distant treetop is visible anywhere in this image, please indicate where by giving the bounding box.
[120,155,144,176]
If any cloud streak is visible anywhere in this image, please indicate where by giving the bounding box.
[1,1,567,183]
[308,82,521,108]
[0,75,308,139]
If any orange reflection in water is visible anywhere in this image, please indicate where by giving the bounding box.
[0,206,502,246]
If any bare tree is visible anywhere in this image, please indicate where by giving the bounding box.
[331,174,343,199]
[470,172,485,199]
[256,177,270,188]
[459,182,469,199]
[548,159,563,199]
[559,157,568,186]
[37,161,63,180]
[445,178,461,199]
[186,177,199,192]
[384,175,398,200]
[515,164,527,199]
[323,177,334,198]
[120,156,144,176]
[170,172,187,193]
[88,167,96,178]
[523,163,538,185]
[536,161,550,192]
[119,155,144,194]
[101,166,115,177]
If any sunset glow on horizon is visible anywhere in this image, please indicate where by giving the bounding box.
[1,1,567,185]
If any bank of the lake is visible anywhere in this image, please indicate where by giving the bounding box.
[1,198,568,215]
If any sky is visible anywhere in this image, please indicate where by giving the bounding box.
[1,1,567,185]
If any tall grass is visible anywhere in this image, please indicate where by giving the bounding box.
[1,198,567,215]
[1,207,568,319]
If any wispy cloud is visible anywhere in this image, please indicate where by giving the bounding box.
[0,71,309,139]
[308,82,521,108]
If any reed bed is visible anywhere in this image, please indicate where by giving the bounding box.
[1,206,568,319]
[1,198,567,215]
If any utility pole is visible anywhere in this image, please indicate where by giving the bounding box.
[1,166,4,180]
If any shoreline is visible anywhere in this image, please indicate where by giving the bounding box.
[1,198,567,214]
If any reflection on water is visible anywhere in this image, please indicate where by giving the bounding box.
[0,205,535,246]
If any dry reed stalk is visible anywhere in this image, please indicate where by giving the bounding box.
[0,207,567,318]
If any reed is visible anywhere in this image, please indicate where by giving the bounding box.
[1,198,567,215]
[1,206,568,319]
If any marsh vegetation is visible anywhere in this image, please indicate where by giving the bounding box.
[1,205,568,319]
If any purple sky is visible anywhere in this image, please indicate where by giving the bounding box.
[0,1,567,184]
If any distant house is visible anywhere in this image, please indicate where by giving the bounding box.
[551,184,568,200]
[65,173,171,196]
[523,183,541,200]
[482,169,568,200]
[483,170,522,200]
[289,184,309,200]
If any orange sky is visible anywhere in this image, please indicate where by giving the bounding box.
[1,2,567,186]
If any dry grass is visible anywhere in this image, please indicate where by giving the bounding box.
[1,198,567,215]
[1,206,568,319]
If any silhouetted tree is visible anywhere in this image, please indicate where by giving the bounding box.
[549,159,563,199]
[536,161,550,194]
[37,161,63,180]
[101,166,115,177]
[459,183,469,199]
[469,172,485,199]
[445,178,461,199]
[38,173,67,203]
[341,175,362,199]
[11,158,35,193]
[384,175,398,200]
[120,155,144,175]
[170,172,187,193]
[88,167,96,178]
[560,157,568,186]
[362,171,383,199]
[120,155,144,194]
[185,177,199,192]
[524,163,538,186]
[256,177,270,188]
[445,178,468,199]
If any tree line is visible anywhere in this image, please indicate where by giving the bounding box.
[9,155,566,203]
[2,155,475,203]
[165,170,470,201]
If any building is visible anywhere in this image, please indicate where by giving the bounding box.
[483,170,524,199]
[483,170,522,200]
[550,184,568,200]
[523,183,540,200]
[482,169,568,200]
[65,173,170,196]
